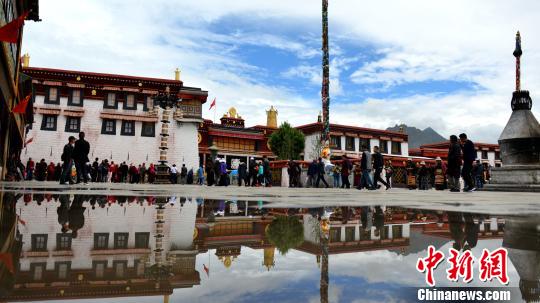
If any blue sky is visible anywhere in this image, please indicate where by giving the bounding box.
[22,0,540,142]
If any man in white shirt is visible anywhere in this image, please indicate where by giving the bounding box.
[170,164,178,184]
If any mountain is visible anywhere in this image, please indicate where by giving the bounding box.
[386,124,446,149]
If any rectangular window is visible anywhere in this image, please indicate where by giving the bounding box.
[391,141,402,155]
[113,260,127,278]
[345,137,355,151]
[55,261,71,279]
[359,138,371,151]
[121,121,135,136]
[45,87,59,104]
[104,92,117,108]
[114,233,129,249]
[56,234,72,250]
[135,259,145,277]
[144,96,154,111]
[68,89,82,106]
[495,151,501,160]
[30,263,46,281]
[31,234,48,251]
[392,225,403,239]
[94,233,109,249]
[379,140,388,153]
[482,150,488,159]
[380,226,390,240]
[124,94,136,109]
[330,135,341,150]
[65,117,81,133]
[101,119,116,135]
[361,228,371,240]
[345,226,355,242]
[40,115,57,131]
[93,261,107,279]
[141,122,155,137]
[329,227,341,243]
[135,232,150,249]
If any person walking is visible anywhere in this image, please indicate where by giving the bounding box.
[434,157,447,190]
[384,160,394,189]
[474,159,484,189]
[206,161,214,186]
[459,133,476,192]
[315,157,329,188]
[26,157,35,180]
[60,136,76,185]
[341,155,352,189]
[170,164,178,184]
[405,159,417,190]
[263,155,271,187]
[140,163,147,184]
[73,132,90,184]
[180,164,188,184]
[238,161,247,186]
[447,135,462,192]
[307,159,318,188]
[332,163,341,188]
[372,146,390,190]
[358,148,374,190]
[47,162,56,181]
[198,164,205,185]
[148,163,156,183]
[417,161,430,190]
[91,158,99,182]
[249,157,257,187]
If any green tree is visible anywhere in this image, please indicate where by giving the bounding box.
[266,215,304,255]
[268,122,305,160]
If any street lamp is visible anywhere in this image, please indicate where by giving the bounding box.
[153,86,183,184]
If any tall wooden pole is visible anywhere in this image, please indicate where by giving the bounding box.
[513,31,522,92]
[321,0,330,144]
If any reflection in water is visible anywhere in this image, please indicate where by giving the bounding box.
[0,192,538,302]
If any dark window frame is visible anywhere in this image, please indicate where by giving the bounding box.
[481,150,488,159]
[123,94,137,110]
[143,95,154,112]
[94,233,109,250]
[359,138,371,152]
[104,92,118,109]
[40,115,57,131]
[65,116,81,133]
[113,260,128,278]
[379,140,389,153]
[101,119,116,135]
[135,232,150,249]
[141,122,155,137]
[114,232,129,249]
[391,141,402,155]
[56,233,72,250]
[44,87,60,104]
[30,262,47,281]
[121,120,135,136]
[330,135,342,150]
[67,89,83,107]
[31,234,48,251]
[345,136,355,151]
[92,260,108,279]
[55,261,71,280]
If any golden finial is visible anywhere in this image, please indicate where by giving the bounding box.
[175,68,181,81]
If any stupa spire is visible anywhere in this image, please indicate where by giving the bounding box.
[514,31,522,91]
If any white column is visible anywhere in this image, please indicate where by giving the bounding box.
[403,223,410,238]
[354,137,360,153]
[340,136,346,151]
[401,142,409,156]
[354,225,360,241]
[340,226,346,242]
[387,141,392,155]
[388,225,393,239]
[370,139,380,153]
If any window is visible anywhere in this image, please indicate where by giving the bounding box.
[56,234,72,250]
[124,94,136,109]
[31,263,46,281]
[345,226,355,242]
[214,137,255,152]
[45,87,59,104]
[121,121,135,136]
[68,89,82,106]
[55,262,71,279]
[104,92,117,108]
[495,151,501,160]
[135,232,150,249]
[361,228,371,240]
[135,259,145,277]
[31,234,48,251]
[380,226,390,240]
[392,225,403,238]
[65,117,81,133]
[94,233,109,249]
[345,136,355,151]
[482,150,488,159]
[141,122,155,137]
[144,96,154,111]
[329,227,341,243]
[359,138,370,151]
[330,135,341,150]
[379,140,388,153]
[391,141,402,155]
[40,115,57,131]
[113,260,127,278]
[114,233,129,249]
[101,119,116,135]
[93,261,107,279]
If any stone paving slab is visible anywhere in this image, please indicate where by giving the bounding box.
[1,181,539,215]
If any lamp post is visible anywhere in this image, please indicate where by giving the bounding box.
[153,87,183,184]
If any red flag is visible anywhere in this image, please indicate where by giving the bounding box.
[203,264,209,277]
[0,253,14,273]
[12,93,31,113]
[209,98,216,110]
[0,11,29,43]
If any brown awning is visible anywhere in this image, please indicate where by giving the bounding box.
[64,109,85,117]
[379,136,391,141]
[34,107,61,115]
[392,137,404,142]
[100,112,158,122]
[359,134,372,139]
[329,131,344,136]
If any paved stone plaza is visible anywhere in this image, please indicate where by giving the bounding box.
[2,181,539,215]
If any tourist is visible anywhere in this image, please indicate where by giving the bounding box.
[249,157,257,186]
[187,168,194,184]
[120,162,129,183]
[47,162,56,181]
[170,164,178,184]
[417,161,430,190]
[474,159,484,189]
[73,132,90,185]
[257,161,265,186]
[405,158,417,190]
[341,155,352,189]
[384,160,393,189]
[307,159,318,188]
[433,157,447,190]
[180,164,188,184]
[447,135,462,192]
[214,159,223,186]
[459,133,476,192]
[129,163,139,183]
[353,163,362,188]
[372,146,389,190]
[91,158,99,182]
[263,155,271,187]
[238,161,247,186]
[219,159,228,186]
[198,164,205,185]
[315,157,329,188]
[140,163,147,184]
[332,163,341,188]
[358,148,374,190]
[26,157,34,180]
[35,159,47,181]
[148,163,156,183]
[60,136,76,185]
[68,195,86,238]
[206,160,214,186]
[54,163,62,181]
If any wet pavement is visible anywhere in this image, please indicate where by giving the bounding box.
[0,183,539,302]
